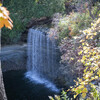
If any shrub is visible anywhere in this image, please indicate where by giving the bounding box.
[58,12,92,41]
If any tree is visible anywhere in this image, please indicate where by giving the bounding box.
[0,1,13,100]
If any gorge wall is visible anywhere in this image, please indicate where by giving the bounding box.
[0,45,27,72]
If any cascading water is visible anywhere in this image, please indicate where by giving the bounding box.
[25,28,59,92]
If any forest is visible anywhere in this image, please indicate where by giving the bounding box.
[0,0,100,100]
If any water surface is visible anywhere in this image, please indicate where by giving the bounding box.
[3,70,58,100]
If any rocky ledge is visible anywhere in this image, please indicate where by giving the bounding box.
[0,44,27,72]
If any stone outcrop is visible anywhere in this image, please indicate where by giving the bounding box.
[26,17,52,29]
[0,44,27,72]
[21,17,52,42]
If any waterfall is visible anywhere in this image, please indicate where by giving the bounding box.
[25,28,59,92]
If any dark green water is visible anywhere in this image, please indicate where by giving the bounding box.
[3,70,58,100]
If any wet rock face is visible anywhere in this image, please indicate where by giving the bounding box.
[54,64,77,88]
[0,44,27,72]
[21,17,52,43]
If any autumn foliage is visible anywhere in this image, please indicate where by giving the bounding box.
[0,3,13,29]
[50,14,100,100]
[64,15,99,100]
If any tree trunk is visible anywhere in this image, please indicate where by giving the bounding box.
[0,30,7,100]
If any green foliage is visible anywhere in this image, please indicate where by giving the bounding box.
[34,0,65,18]
[49,90,70,100]
[91,3,100,18]
[2,0,65,44]
[58,12,92,41]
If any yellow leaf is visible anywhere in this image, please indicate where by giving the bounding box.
[0,3,2,7]
[48,96,54,100]
[81,59,85,64]
[0,18,4,28]
[89,36,93,39]
[82,93,86,98]
[94,76,98,79]
[74,94,78,98]
[82,43,85,46]
[91,23,94,26]
[78,51,83,55]
[93,32,97,36]
[83,46,87,50]
[82,88,88,93]
[70,57,74,60]
[86,35,88,39]
[0,6,13,29]
[80,39,85,42]
[97,69,100,77]
[82,56,86,60]
[84,50,88,54]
